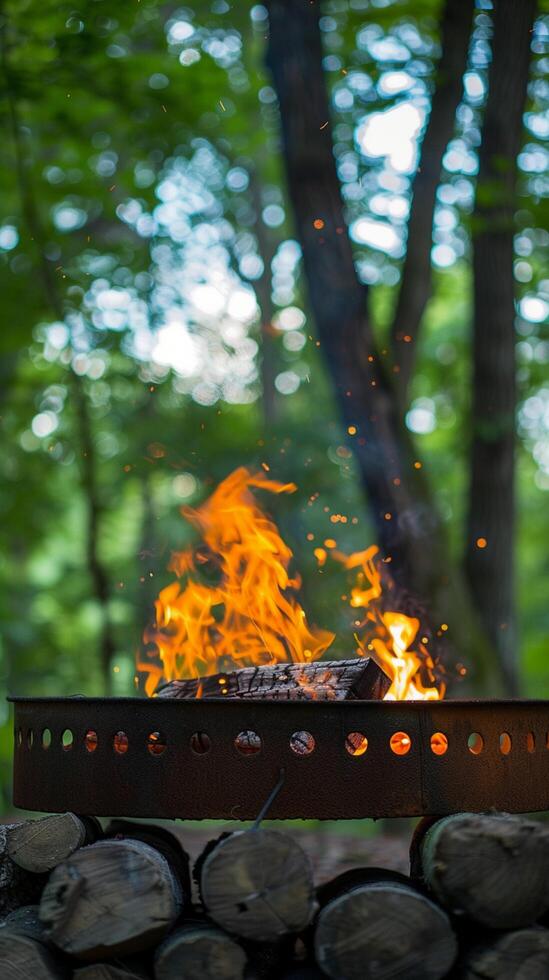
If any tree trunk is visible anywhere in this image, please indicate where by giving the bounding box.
[250,172,280,429]
[466,0,537,695]
[391,0,474,405]
[265,0,503,692]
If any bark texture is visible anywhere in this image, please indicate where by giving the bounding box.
[466,0,537,694]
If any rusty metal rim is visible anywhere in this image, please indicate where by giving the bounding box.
[9,696,549,707]
[10,696,549,820]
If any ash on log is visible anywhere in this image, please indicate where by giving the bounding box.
[198,829,315,941]
[411,812,549,928]
[313,868,457,980]
[0,825,46,915]
[7,814,101,873]
[155,923,247,980]
[158,656,388,701]
[0,905,67,979]
[457,926,549,979]
[39,825,190,960]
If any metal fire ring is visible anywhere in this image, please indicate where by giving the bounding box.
[9,697,549,820]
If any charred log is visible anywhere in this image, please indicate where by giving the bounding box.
[158,657,388,701]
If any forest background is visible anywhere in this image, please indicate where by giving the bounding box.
[0,0,548,811]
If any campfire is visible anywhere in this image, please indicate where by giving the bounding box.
[139,466,444,703]
[7,468,549,978]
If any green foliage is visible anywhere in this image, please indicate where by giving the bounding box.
[0,0,548,813]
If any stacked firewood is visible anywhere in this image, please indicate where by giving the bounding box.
[1,811,549,979]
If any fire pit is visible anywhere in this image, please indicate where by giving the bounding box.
[11,470,549,821]
[11,695,549,819]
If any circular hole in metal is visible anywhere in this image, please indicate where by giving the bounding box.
[42,728,52,750]
[468,732,484,755]
[27,729,34,750]
[499,732,512,755]
[430,732,448,756]
[290,731,315,756]
[345,732,368,757]
[147,731,167,756]
[527,732,536,754]
[84,730,98,753]
[235,730,262,756]
[390,731,412,756]
[114,731,129,755]
[16,728,22,748]
[190,731,211,755]
[62,729,73,751]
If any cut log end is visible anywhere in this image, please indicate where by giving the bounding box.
[200,829,315,942]
[39,838,185,959]
[314,874,457,980]
[155,923,247,980]
[415,812,549,929]
[7,813,100,873]
[459,926,549,980]
[158,656,388,701]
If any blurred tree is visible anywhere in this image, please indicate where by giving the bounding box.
[266,0,501,689]
[466,0,537,694]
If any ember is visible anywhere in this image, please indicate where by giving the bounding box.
[140,468,444,700]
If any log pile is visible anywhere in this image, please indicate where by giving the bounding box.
[1,811,549,978]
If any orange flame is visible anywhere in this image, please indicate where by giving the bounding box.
[139,467,334,696]
[140,468,444,701]
[334,545,444,701]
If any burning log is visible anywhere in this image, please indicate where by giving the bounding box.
[7,814,101,873]
[0,905,67,979]
[158,657,388,701]
[39,828,189,959]
[198,829,315,941]
[154,923,247,980]
[411,812,549,929]
[313,868,457,980]
[457,926,549,979]
[0,825,46,916]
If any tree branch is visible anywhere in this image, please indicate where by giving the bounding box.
[465,0,537,695]
[390,0,474,408]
